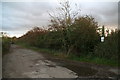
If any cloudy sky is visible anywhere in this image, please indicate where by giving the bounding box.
[0,0,119,37]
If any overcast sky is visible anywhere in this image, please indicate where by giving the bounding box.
[0,0,119,37]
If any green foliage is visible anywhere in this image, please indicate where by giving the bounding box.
[18,15,99,56]
[68,16,99,56]
[2,37,11,55]
[17,16,119,62]
[17,1,118,66]
[69,54,118,67]
[94,30,119,60]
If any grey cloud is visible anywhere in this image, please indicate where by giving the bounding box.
[80,2,118,27]
[2,2,52,31]
[1,1,118,37]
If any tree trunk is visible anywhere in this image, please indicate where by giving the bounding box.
[67,45,74,56]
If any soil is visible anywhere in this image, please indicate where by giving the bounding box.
[3,44,119,79]
[41,49,119,79]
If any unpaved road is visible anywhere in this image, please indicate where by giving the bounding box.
[3,45,77,78]
[3,45,119,79]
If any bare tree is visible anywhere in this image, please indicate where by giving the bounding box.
[48,0,81,55]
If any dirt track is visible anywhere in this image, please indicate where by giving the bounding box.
[3,45,77,78]
[3,45,119,79]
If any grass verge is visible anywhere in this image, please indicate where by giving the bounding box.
[17,43,118,67]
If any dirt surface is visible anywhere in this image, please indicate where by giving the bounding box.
[3,45,77,78]
[37,48,120,79]
[3,45,119,79]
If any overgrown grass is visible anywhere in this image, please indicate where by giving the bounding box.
[17,42,118,67]
[68,54,118,67]
[17,42,57,54]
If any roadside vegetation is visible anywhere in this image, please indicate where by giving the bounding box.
[16,1,119,67]
[2,33,11,56]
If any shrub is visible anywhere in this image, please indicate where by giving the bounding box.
[94,30,119,60]
[2,37,11,55]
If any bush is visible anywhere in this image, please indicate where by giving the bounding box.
[2,37,11,55]
[94,30,119,60]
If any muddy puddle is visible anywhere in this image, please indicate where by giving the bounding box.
[62,64,97,76]
[48,58,98,77]
[42,53,117,78]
